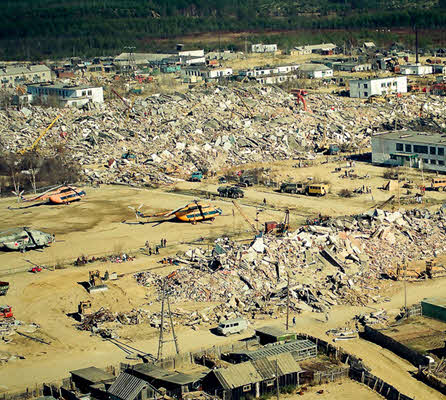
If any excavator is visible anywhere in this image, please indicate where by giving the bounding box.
[290,89,308,112]
[128,200,222,224]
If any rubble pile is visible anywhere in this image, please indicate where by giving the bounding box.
[134,207,446,326]
[3,84,446,185]
[76,307,149,336]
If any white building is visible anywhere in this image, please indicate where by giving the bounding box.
[400,64,433,76]
[27,83,103,107]
[297,64,333,78]
[251,44,278,53]
[183,66,232,79]
[349,76,407,98]
[255,74,298,85]
[292,43,337,55]
[240,65,299,78]
[0,65,51,88]
[372,130,446,172]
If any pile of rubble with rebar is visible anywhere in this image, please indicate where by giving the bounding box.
[134,206,446,326]
[2,83,446,186]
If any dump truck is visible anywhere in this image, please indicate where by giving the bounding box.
[189,171,203,182]
[217,186,244,198]
[0,282,9,296]
[279,182,306,194]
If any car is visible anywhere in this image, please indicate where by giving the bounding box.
[216,318,248,336]
[217,186,244,199]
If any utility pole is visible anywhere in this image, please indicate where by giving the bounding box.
[286,273,290,330]
[157,278,180,361]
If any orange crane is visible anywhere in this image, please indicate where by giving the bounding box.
[232,200,258,234]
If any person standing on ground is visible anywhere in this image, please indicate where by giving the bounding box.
[155,245,159,254]
[292,316,296,326]
[149,247,152,256]
[325,312,329,323]
[164,238,167,247]
[263,198,267,206]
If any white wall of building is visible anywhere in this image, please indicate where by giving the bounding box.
[251,44,278,53]
[400,64,433,76]
[27,85,103,106]
[349,76,407,98]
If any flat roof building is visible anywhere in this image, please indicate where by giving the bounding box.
[421,297,446,323]
[400,64,433,76]
[349,76,407,98]
[371,130,446,172]
[0,65,51,87]
[27,83,104,107]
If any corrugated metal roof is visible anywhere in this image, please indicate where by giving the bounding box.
[266,353,302,375]
[237,340,316,361]
[255,325,292,338]
[214,362,262,389]
[108,372,148,400]
[70,366,114,383]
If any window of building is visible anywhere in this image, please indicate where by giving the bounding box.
[363,84,368,88]
[405,144,412,152]
[88,90,92,95]
[390,154,397,160]
[396,143,404,151]
[82,91,86,96]
[414,145,428,154]
[243,385,251,392]
[439,160,445,165]
[430,146,436,155]
[364,92,368,97]
[381,83,386,88]
[423,159,429,164]
[439,148,445,156]
[431,159,437,165]
[266,380,275,387]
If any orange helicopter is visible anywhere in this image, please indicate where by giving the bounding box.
[128,200,222,224]
[22,185,86,205]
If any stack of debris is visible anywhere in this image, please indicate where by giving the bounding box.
[3,84,446,186]
[133,207,446,326]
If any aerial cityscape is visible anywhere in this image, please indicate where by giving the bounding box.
[1,1,446,399]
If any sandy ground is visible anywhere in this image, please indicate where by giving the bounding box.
[284,380,383,399]
[1,159,446,398]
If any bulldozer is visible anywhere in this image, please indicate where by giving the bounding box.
[88,270,108,293]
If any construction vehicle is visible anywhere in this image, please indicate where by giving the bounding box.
[88,270,108,293]
[264,209,290,235]
[0,282,9,296]
[129,200,222,224]
[232,200,259,234]
[279,182,306,194]
[290,89,308,111]
[307,184,329,196]
[217,186,244,199]
[77,300,92,321]
[0,305,13,319]
[19,113,63,155]
[189,171,203,182]
[365,95,386,104]
[431,178,446,191]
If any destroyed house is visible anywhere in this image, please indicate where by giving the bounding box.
[225,339,317,364]
[127,364,207,397]
[108,372,159,400]
[202,353,302,400]
[255,326,297,344]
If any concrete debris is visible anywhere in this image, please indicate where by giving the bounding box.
[3,85,446,186]
[133,206,446,326]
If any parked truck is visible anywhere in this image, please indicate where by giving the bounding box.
[189,171,203,182]
[279,182,306,194]
[217,186,244,198]
[0,282,9,296]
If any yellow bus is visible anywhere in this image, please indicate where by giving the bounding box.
[307,184,328,196]
[431,178,446,191]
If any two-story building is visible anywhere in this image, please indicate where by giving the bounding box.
[371,130,446,172]
[27,83,104,107]
[349,76,407,98]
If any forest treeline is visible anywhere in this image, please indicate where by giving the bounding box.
[1,0,446,60]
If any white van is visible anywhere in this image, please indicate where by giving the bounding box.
[216,318,248,336]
